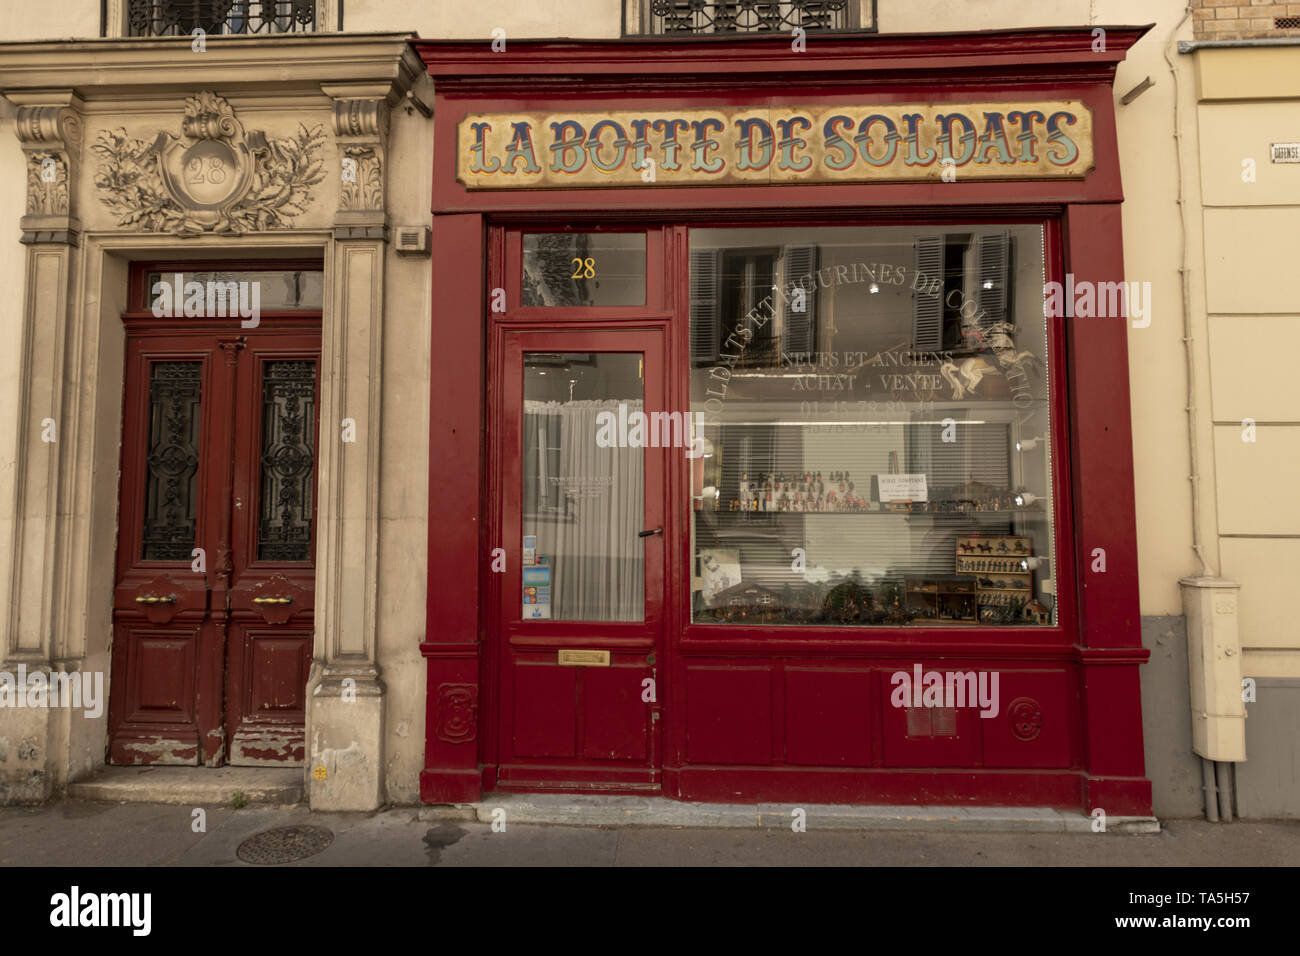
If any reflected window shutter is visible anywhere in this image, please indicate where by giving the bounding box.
[975,230,1011,331]
[782,244,818,354]
[690,248,721,363]
[912,236,944,350]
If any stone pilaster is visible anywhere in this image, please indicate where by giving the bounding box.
[0,92,85,803]
[305,87,397,811]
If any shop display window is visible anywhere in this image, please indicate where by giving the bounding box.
[689,224,1056,627]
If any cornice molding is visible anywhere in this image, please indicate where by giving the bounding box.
[414,26,1154,92]
[0,33,424,101]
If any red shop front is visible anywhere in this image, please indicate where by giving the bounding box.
[415,27,1153,815]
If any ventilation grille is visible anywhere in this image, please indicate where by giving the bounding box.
[906,706,958,737]
[394,226,431,257]
[1277,17,1300,30]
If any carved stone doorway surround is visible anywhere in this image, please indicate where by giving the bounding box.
[0,37,427,809]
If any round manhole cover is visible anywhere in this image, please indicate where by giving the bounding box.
[237,825,334,865]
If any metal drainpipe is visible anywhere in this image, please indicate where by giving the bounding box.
[1163,5,1215,582]
[1165,7,1242,826]
[1201,757,1219,822]
[1215,761,1235,822]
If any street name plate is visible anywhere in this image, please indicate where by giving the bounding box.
[1271,143,1300,163]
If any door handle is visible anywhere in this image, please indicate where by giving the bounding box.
[638,528,662,538]
[252,596,293,605]
[134,594,177,605]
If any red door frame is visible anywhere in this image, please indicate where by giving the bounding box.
[492,327,669,788]
[415,28,1153,813]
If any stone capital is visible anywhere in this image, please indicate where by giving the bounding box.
[325,91,391,231]
[11,93,84,245]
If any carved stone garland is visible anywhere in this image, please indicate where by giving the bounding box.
[91,91,326,234]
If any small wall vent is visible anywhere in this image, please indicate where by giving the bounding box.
[395,226,431,257]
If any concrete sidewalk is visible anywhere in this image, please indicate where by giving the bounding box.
[1,799,1296,866]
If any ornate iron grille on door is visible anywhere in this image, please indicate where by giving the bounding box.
[258,360,316,562]
[127,0,316,36]
[643,1,859,34]
[142,362,202,561]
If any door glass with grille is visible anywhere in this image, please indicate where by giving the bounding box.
[688,224,1055,627]
[142,361,203,561]
[257,360,317,562]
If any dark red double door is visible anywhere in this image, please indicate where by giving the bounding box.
[109,321,319,766]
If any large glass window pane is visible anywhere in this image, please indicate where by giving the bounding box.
[521,233,646,307]
[523,352,645,621]
[689,225,1055,627]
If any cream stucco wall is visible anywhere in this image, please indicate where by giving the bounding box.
[1192,47,1300,678]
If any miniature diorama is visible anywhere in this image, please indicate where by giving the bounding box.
[904,576,977,623]
[955,533,1046,624]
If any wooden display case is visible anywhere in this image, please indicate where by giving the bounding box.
[904,576,977,623]
[956,533,1033,623]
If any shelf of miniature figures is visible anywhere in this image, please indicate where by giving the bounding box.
[976,585,1031,593]
[713,506,1043,517]
[957,560,1036,573]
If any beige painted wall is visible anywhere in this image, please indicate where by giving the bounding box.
[1194,48,1300,678]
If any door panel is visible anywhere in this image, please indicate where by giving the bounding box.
[495,329,667,789]
[227,340,318,765]
[110,324,319,767]
[110,342,223,765]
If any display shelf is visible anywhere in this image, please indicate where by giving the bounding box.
[703,506,1047,518]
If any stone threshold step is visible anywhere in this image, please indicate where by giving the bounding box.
[419,793,1161,834]
[67,766,304,807]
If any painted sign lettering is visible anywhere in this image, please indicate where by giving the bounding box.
[458,102,1093,189]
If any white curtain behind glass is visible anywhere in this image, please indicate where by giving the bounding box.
[523,399,644,622]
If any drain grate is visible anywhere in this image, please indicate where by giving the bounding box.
[237,825,334,865]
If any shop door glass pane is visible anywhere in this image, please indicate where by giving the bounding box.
[522,352,645,622]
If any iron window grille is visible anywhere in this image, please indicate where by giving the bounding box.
[630,1,874,35]
[127,0,317,37]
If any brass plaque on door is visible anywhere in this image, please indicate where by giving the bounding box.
[558,649,610,667]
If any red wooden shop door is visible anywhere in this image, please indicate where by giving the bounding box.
[109,326,319,766]
[496,329,668,789]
